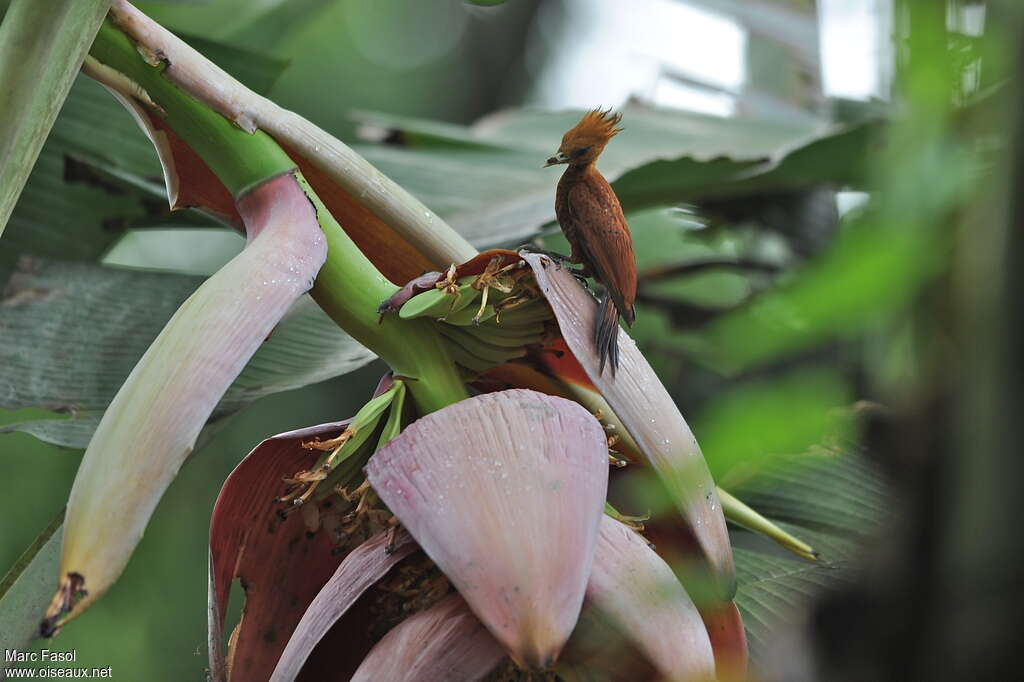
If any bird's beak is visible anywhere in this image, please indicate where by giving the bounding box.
[544,152,570,168]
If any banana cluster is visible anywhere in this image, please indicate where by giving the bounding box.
[396,261,554,377]
[281,380,408,511]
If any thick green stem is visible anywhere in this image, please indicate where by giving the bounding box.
[299,175,468,413]
[87,17,469,413]
[0,0,111,237]
[88,20,293,195]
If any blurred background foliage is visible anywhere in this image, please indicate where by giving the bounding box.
[0,0,1018,679]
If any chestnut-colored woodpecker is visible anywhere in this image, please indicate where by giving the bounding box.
[545,109,637,375]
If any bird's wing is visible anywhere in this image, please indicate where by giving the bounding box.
[566,180,637,324]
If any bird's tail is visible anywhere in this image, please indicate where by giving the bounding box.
[595,291,620,376]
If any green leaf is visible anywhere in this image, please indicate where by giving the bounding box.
[0,259,376,448]
[0,408,69,428]
[0,510,63,655]
[612,119,883,212]
[3,31,290,270]
[730,450,888,663]
[2,75,191,272]
[470,106,818,161]
[0,0,111,239]
[352,106,863,248]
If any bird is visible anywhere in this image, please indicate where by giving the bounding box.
[544,108,637,375]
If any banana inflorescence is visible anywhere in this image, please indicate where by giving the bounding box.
[393,256,554,377]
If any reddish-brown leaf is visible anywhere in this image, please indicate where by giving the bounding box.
[208,418,352,682]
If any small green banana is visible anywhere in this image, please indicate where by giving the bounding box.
[443,340,509,373]
[490,299,553,326]
[442,303,497,326]
[376,382,407,450]
[468,323,546,348]
[398,277,479,320]
[439,325,525,365]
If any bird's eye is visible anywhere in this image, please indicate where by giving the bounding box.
[571,146,591,158]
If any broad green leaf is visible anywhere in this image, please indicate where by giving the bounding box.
[612,119,883,212]
[0,510,63,656]
[352,107,875,248]
[730,451,887,663]
[469,106,819,162]
[0,259,376,448]
[3,34,289,269]
[0,0,110,239]
[0,408,69,428]
[2,74,181,271]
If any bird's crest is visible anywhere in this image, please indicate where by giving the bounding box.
[566,108,623,144]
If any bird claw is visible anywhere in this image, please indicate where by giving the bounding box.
[516,244,574,267]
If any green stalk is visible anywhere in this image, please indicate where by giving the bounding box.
[88,20,292,195]
[87,17,468,413]
[0,0,111,237]
[718,488,817,561]
[299,175,469,413]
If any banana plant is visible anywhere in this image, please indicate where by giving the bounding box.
[5,2,825,679]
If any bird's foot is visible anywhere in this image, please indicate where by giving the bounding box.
[516,244,588,278]
[517,243,572,264]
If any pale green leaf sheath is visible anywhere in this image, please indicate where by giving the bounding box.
[44,172,325,631]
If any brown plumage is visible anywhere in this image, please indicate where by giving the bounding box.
[545,108,637,375]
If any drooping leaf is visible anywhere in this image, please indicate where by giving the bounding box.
[0,258,375,448]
